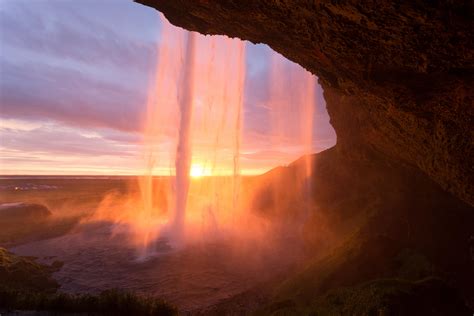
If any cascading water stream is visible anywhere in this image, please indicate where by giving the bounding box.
[101,14,320,258]
[232,42,246,216]
[173,32,196,242]
[135,15,249,254]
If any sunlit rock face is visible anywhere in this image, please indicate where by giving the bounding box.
[136,0,473,206]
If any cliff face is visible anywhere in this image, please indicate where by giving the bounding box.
[136,0,473,206]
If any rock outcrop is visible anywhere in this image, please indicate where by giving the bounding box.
[0,203,52,223]
[0,203,78,247]
[0,247,61,293]
[136,0,473,206]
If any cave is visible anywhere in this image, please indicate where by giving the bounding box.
[0,1,472,315]
[135,0,474,313]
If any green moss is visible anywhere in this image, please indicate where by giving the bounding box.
[394,249,435,280]
[264,278,470,316]
[308,279,419,316]
[263,225,468,316]
[275,232,402,303]
[275,229,441,304]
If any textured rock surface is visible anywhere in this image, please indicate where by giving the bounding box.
[136,0,473,205]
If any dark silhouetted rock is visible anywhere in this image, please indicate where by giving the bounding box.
[0,247,60,293]
[0,203,52,223]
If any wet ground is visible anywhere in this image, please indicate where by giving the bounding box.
[1,177,305,312]
[11,221,297,312]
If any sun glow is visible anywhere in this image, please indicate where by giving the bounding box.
[190,163,211,178]
[79,14,319,259]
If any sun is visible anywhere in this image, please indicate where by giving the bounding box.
[190,164,209,178]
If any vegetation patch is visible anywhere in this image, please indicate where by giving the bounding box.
[0,288,178,316]
[264,278,471,316]
[0,248,177,315]
[0,247,61,293]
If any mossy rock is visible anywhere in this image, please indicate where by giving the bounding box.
[0,248,61,293]
[265,278,471,316]
[0,288,178,316]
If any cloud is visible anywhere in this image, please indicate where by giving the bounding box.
[0,123,139,157]
[0,0,159,75]
[1,60,146,132]
[0,0,336,175]
[0,0,160,132]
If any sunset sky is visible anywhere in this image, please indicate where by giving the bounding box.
[0,0,336,175]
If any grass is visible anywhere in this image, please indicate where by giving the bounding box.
[0,248,177,315]
[0,288,178,316]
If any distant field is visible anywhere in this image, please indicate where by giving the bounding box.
[0,177,140,246]
[0,176,136,215]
